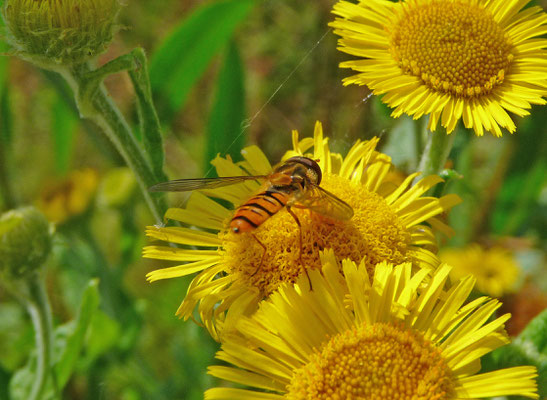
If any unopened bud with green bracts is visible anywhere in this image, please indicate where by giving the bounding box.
[0,207,53,281]
[2,0,121,68]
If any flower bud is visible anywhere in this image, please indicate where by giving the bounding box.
[2,0,121,67]
[0,207,53,280]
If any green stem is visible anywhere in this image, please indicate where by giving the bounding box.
[413,117,426,171]
[416,125,456,178]
[60,62,166,223]
[23,273,56,400]
[41,69,124,165]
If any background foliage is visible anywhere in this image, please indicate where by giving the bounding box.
[0,0,545,399]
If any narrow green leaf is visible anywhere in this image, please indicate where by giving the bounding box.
[149,0,254,118]
[9,280,99,400]
[54,279,100,388]
[128,48,167,182]
[0,62,16,209]
[0,80,11,146]
[491,110,546,235]
[0,38,11,145]
[51,96,77,174]
[0,43,8,107]
[204,41,246,175]
[491,161,546,234]
[81,310,120,367]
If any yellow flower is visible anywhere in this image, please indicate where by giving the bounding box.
[205,251,538,399]
[144,122,460,340]
[441,244,520,297]
[37,168,98,224]
[330,0,547,136]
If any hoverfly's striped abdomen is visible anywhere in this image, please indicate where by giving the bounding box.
[230,190,289,233]
[149,155,351,234]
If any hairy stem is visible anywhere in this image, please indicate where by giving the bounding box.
[59,62,166,223]
[24,273,56,400]
[417,126,456,178]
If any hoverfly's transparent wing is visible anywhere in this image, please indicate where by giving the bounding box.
[149,175,267,192]
[295,185,354,221]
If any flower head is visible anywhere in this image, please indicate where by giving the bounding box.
[144,122,460,340]
[205,251,539,399]
[2,0,121,68]
[330,0,547,136]
[441,244,520,297]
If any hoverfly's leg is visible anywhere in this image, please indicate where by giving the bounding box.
[286,206,312,290]
[250,233,267,277]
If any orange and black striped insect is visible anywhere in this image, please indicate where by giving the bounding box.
[150,156,353,283]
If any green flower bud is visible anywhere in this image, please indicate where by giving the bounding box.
[2,0,121,68]
[0,207,53,280]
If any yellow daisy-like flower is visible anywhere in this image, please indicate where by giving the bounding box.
[144,122,460,340]
[330,0,547,136]
[441,244,520,297]
[205,250,538,399]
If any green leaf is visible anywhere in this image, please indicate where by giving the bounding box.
[54,278,100,389]
[0,76,16,209]
[489,309,547,399]
[204,40,246,175]
[491,161,546,234]
[81,310,120,366]
[9,281,99,400]
[0,44,9,107]
[518,309,547,358]
[491,109,546,235]
[149,0,254,118]
[51,96,77,174]
[128,48,167,182]
[9,362,33,400]
[0,38,12,148]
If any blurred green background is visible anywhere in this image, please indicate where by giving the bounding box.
[0,0,545,399]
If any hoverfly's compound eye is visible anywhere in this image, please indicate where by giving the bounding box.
[284,156,322,185]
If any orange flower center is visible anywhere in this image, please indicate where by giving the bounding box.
[286,323,454,400]
[389,1,513,98]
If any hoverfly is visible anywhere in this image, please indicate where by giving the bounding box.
[150,156,353,283]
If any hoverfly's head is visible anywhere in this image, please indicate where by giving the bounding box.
[285,156,322,185]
